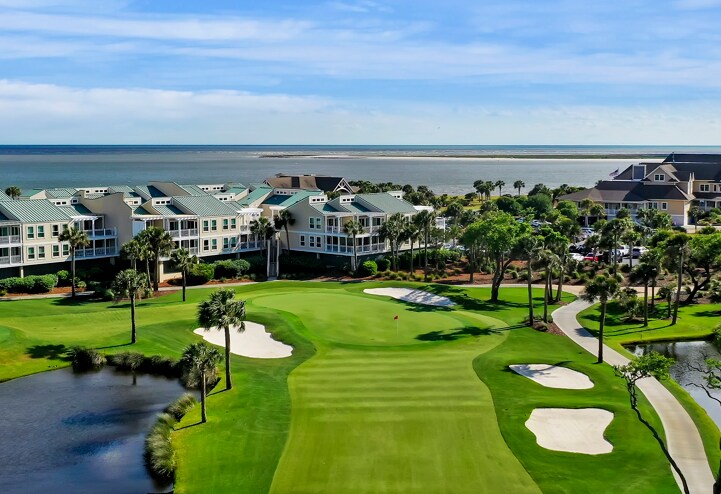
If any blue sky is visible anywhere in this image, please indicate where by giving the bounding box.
[1,0,721,144]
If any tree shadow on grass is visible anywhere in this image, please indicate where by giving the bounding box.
[175,422,203,431]
[415,326,502,341]
[692,310,721,318]
[50,296,96,307]
[25,344,71,361]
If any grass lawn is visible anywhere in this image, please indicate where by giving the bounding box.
[0,282,690,493]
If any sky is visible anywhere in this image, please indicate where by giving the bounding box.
[1,0,721,144]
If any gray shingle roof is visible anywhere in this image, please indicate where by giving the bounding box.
[172,196,239,217]
[0,200,71,223]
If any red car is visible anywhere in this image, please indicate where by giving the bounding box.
[583,253,601,262]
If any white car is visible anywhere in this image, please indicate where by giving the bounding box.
[570,253,584,261]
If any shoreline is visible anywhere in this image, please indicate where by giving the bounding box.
[259,154,665,160]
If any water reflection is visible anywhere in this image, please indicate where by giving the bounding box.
[0,367,188,494]
[626,340,721,429]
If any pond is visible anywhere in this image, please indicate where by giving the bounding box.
[626,340,721,429]
[0,366,189,494]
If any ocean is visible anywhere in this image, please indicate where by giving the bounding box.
[2,145,720,196]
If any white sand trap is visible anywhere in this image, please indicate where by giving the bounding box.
[509,364,594,390]
[193,322,292,359]
[363,287,456,307]
[526,408,614,454]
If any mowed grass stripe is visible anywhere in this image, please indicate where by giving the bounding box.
[270,340,539,493]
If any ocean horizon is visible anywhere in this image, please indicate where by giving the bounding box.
[3,144,720,195]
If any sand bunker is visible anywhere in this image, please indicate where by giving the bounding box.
[509,364,594,390]
[363,287,456,307]
[525,408,613,454]
[193,322,292,359]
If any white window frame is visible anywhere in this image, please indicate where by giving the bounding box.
[300,235,305,247]
[62,244,69,256]
[203,239,210,251]
[37,226,45,238]
[52,245,60,257]
[654,174,665,182]
[661,202,668,210]
[52,224,60,237]
[700,184,711,192]
[38,246,45,259]
[27,226,34,239]
[27,246,35,260]
[211,238,217,250]
[202,220,209,232]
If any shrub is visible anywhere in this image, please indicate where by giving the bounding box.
[69,346,105,371]
[186,263,214,285]
[359,260,378,277]
[376,257,391,271]
[244,255,268,275]
[620,263,631,274]
[164,393,197,421]
[107,352,180,377]
[145,412,177,480]
[56,270,71,286]
[213,259,251,279]
[278,254,326,275]
[510,271,519,279]
[0,274,57,294]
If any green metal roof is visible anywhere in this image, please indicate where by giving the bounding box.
[132,206,153,216]
[262,190,321,208]
[179,184,208,196]
[134,185,166,198]
[60,204,95,217]
[45,188,78,199]
[224,186,247,195]
[153,204,188,216]
[238,186,273,207]
[310,202,340,213]
[172,196,238,217]
[19,188,44,198]
[0,200,71,223]
[357,193,417,214]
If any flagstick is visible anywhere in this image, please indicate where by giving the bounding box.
[396,318,399,338]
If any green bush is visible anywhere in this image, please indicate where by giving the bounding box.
[510,271,519,279]
[56,270,71,286]
[145,412,177,480]
[359,260,378,277]
[107,352,180,377]
[164,393,197,421]
[244,255,268,275]
[376,257,391,271]
[69,346,105,371]
[278,254,326,274]
[186,263,214,285]
[213,259,251,279]
[620,263,631,274]
[0,274,58,294]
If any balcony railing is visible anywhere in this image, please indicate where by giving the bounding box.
[325,245,385,254]
[326,226,378,234]
[0,235,21,245]
[168,228,198,238]
[85,228,117,238]
[75,247,118,258]
[0,255,22,265]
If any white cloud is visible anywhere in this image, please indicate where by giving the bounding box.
[0,79,720,145]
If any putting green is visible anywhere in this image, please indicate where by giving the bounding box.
[252,290,540,493]
[253,290,503,346]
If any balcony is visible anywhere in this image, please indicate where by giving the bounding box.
[75,247,118,258]
[168,228,198,238]
[0,235,21,245]
[325,245,385,254]
[326,226,378,235]
[85,228,117,238]
[0,255,22,265]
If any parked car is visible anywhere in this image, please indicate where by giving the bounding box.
[583,253,601,262]
[580,227,594,235]
[570,253,585,261]
[629,246,648,258]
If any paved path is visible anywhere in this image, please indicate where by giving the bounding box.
[552,299,715,494]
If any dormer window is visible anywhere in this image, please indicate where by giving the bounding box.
[700,184,711,192]
[654,174,665,182]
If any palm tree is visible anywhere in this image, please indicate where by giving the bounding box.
[171,248,196,302]
[137,227,174,292]
[58,226,90,298]
[519,235,542,326]
[413,210,435,277]
[513,180,525,196]
[539,250,560,323]
[250,217,275,274]
[273,209,295,254]
[404,221,421,274]
[581,274,620,363]
[343,219,364,272]
[472,180,493,201]
[664,234,690,326]
[197,288,246,390]
[112,269,148,344]
[657,284,674,319]
[4,186,21,200]
[630,262,658,327]
[120,238,144,271]
[181,342,222,423]
[378,213,405,272]
[494,180,505,197]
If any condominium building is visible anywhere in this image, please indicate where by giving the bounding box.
[0,178,426,278]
